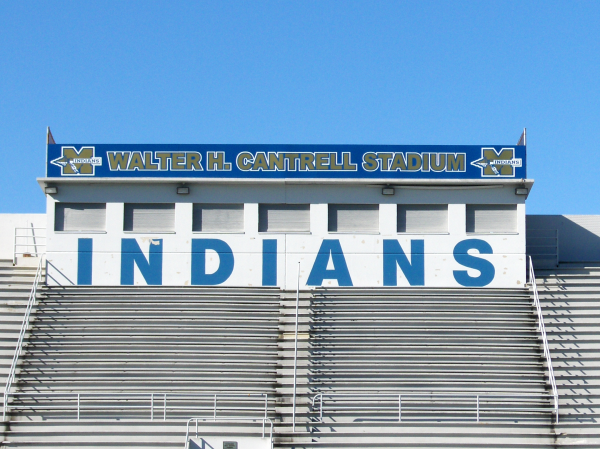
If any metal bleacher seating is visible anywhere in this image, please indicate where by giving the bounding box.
[1,261,597,448]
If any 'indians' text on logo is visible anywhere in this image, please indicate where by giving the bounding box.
[51,147,102,176]
[471,147,522,177]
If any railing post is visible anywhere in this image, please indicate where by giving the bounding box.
[77,393,80,421]
[30,223,38,258]
[292,262,300,433]
[319,394,323,422]
[213,394,217,421]
[264,393,268,420]
[13,228,17,265]
[399,394,402,422]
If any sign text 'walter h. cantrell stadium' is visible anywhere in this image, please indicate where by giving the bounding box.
[48,144,526,179]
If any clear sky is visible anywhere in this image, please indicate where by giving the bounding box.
[1,1,599,214]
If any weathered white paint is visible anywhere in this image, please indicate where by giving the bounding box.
[44,182,527,288]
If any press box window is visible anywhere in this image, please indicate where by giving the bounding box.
[55,203,106,232]
[193,204,244,233]
[258,204,310,232]
[466,204,517,233]
[398,205,448,233]
[328,204,379,233]
[124,203,175,232]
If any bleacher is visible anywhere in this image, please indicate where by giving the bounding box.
[0,260,40,389]
[0,270,564,448]
[535,263,600,448]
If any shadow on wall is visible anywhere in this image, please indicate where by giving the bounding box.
[527,215,600,263]
[189,439,215,449]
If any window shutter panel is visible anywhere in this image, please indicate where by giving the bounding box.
[55,203,106,232]
[193,204,244,232]
[398,205,448,233]
[328,204,379,233]
[124,204,175,232]
[258,205,310,232]
[466,205,517,233]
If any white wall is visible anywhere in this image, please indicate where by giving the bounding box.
[527,215,600,262]
[45,182,527,289]
[0,214,46,260]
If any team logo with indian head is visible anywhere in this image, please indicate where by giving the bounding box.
[50,146,102,176]
[471,147,522,177]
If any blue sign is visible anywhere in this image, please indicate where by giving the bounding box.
[46,144,526,179]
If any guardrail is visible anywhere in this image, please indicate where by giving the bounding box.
[3,255,45,420]
[13,226,46,265]
[185,417,273,449]
[3,391,270,422]
[528,255,559,423]
[310,392,557,423]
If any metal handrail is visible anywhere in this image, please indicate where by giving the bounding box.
[13,227,46,265]
[528,256,559,423]
[292,262,300,432]
[3,391,269,422]
[3,256,45,420]
[185,417,273,449]
[311,391,557,423]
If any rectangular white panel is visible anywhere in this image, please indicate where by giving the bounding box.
[258,204,310,232]
[123,203,175,232]
[329,204,379,233]
[55,203,106,232]
[398,205,448,233]
[466,204,517,233]
[193,204,244,232]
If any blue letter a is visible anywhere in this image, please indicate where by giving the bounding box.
[121,239,163,285]
[306,240,353,286]
[383,240,425,286]
[192,239,234,285]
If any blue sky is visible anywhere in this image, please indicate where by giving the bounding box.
[1,1,599,214]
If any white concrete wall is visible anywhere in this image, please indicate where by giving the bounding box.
[527,215,600,262]
[45,182,526,288]
[0,214,46,260]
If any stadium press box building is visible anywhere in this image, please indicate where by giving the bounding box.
[40,144,530,289]
[3,140,597,449]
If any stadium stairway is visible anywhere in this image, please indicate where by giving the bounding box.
[0,285,560,448]
[535,263,600,448]
[0,259,41,388]
[289,287,557,448]
[1,286,281,447]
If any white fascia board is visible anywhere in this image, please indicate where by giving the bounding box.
[37,177,534,191]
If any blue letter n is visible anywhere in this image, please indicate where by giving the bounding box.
[121,238,163,285]
[383,239,424,286]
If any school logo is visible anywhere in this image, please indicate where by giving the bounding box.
[471,147,522,177]
[50,146,102,176]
